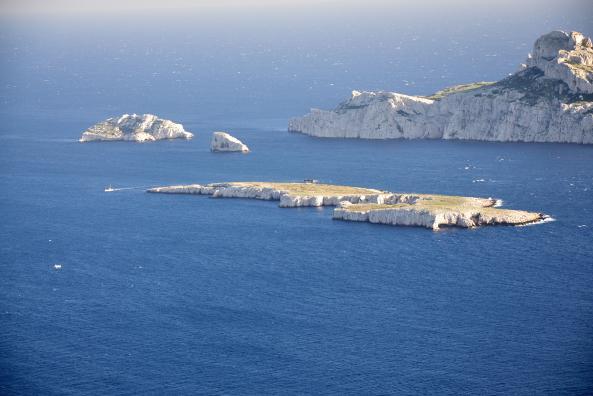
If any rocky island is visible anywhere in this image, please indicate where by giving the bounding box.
[289,31,593,144]
[147,182,546,230]
[211,132,250,152]
[79,114,193,142]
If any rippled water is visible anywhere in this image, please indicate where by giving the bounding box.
[2,123,593,393]
[2,3,593,394]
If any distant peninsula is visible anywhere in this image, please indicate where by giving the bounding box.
[289,31,593,144]
[147,182,547,230]
[79,114,193,142]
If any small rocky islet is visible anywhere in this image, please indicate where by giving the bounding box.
[210,132,250,152]
[79,114,250,153]
[147,182,547,230]
[79,113,193,142]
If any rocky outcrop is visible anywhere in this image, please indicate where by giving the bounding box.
[148,181,545,230]
[333,201,544,231]
[289,31,593,144]
[523,31,593,94]
[79,114,193,142]
[210,132,250,152]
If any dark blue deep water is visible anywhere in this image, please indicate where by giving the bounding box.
[1,2,593,394]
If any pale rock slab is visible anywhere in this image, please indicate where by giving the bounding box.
[80,114,193,142]
[210,132,250,152]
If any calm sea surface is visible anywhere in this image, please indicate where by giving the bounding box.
[1,4,593,394]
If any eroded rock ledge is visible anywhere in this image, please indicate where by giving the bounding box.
[288,31,593,144]
[147,182,546,230]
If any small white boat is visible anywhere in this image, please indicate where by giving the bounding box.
[53,264,62,270]
[105,185,115,192]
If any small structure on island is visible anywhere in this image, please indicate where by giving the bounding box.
[210,131,250,153]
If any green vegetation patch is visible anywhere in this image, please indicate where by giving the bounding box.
[495,67,593,105]
[565,61,593,73]
[424,81,496,100]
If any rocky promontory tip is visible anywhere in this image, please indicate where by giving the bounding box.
[289,30,593,144]
[210,132,250,152]
[79,114,193,142]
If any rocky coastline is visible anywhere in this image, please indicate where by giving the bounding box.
[147,182,546,230]
[289,31,593,144]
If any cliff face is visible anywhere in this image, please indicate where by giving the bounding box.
[79,114,193,142]
[333,201,543,231]
[288,31,593,144]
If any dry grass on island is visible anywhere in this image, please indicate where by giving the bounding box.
[226,182,382,196]
[423,81,496,101]
[148,181,546,230]
[337,193,543,230]
[339,194,492,213]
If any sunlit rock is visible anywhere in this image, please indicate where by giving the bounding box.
[79,114,193,142]
[210,132,250,152]
[147,181,546,230]
[289,31,593,144]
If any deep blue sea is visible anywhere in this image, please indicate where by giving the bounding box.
[1,2,593,394]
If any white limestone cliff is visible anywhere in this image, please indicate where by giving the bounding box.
[79,114,193,142]
[289,31,593,144]
[333,201,542,231]
[210,132,250,152]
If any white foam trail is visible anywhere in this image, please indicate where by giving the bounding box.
[105,186,155,192]
[517,215,556,227]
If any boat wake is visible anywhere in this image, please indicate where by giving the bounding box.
[104,185,154,192]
